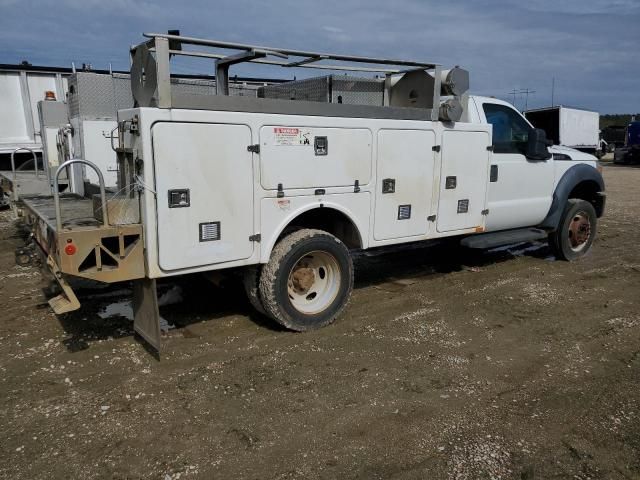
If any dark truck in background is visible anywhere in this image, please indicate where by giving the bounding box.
[614,121,640,164]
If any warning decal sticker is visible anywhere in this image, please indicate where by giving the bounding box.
[273,127,311,146]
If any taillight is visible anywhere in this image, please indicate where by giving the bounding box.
[64,243,77,255]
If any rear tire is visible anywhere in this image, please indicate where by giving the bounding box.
[548,199,597,261]
[259,228,353,331]
[613,149,627,164]
[242,266,267,315]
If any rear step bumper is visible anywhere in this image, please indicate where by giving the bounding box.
[460,228,548,249]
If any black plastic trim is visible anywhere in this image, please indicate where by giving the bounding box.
[539,164,605,229]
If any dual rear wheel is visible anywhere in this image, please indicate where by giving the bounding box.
[243,229,353,331]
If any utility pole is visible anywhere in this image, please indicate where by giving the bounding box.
[507,88,536,111]
[520,88,536,111]
[509,89,519,109]
[551,77,555,107]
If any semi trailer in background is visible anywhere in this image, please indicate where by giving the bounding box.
[524,106,600,155]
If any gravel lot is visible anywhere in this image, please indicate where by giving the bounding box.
[1,164,639,479]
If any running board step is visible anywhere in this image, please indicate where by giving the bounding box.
[460,228,548,249]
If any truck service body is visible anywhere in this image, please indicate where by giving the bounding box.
[118,96,599,279]
[18,33,605,352]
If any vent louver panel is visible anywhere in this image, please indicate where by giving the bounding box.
[199,222,221,242]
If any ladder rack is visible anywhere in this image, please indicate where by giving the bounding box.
[131,32,456,121]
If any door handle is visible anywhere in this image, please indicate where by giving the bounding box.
[382,178,395,194]
[445,176,457,189]
[490,165,498,182]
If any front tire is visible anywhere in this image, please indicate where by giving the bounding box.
[548,199,597,261]
[259,229,353,331]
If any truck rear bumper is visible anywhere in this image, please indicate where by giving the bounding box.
[21,194,145,312]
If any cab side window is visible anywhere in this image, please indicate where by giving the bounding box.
[483,103,532,155]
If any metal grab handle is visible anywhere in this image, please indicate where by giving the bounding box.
[11,147,39,201]
[109,125,119,152]
[54,159,109,231]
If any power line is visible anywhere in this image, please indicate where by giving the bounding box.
[507,88,536,111]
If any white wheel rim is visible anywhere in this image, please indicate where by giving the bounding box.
[287,250,341,315]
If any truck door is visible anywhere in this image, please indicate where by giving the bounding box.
[475,99,554,231]
[436,130,491,232]
[152,122,254,271]
[373,129,436,241]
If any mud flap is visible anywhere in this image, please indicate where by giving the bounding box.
[132,277,161,352]
[46,255,81,314]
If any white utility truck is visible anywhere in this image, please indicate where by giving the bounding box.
[21,33,605,352]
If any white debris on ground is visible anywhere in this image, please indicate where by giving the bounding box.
[98,300,133,320]
[97,285,184,331]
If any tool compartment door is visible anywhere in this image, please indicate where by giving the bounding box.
[374,129,436,240]
[436,130,491,232]
[153,122,254,271]
[259,126,372,190]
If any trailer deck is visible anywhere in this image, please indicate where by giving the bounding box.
[21,194,99,231]
[0,170,57,197]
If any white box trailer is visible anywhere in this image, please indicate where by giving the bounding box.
[0,65,68,156]
[18,33,606,354]
[525,106,600,154]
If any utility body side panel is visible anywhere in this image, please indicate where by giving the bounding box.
[259,126,372,190]
[123,108,492,279]
[152,122,254,271]
[260,193,372,263]
[374,129,436,240]
[436,130,490,232]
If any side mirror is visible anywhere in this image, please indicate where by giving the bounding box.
[526,128,552,161]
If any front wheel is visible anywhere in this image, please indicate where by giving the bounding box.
[259,229,353,331]
[548,199,597,261]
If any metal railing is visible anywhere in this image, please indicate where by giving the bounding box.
[131,32,443,120]
[53,159,108,231]
[10,147,39,202]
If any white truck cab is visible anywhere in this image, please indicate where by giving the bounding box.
[20,33,605,351]
[466,96,600,231]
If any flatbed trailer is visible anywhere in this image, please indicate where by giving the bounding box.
[0,147,57,211]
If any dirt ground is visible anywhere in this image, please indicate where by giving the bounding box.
[1,164,639,480]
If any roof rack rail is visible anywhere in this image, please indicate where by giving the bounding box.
[131,32,457,121]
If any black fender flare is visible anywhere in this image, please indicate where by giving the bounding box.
[540,164,605,229]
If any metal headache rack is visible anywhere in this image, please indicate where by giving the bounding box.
[131,32,469,122]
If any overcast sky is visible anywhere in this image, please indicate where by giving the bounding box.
[1,0,638,113]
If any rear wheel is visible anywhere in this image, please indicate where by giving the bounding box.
[242,266,267,315]
[613,149,627,164]
[548,199,597,261]
[259,229,353,331]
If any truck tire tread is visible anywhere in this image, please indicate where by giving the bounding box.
[259,228,353,331]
